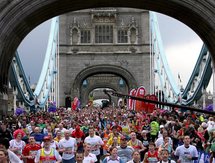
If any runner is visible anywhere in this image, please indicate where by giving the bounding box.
[117,136,134,162]
[174,135,198,163]
[0,138,22,163]
[34,136,62,163]
[102,146,123,163]
[143,142,159,163]
[158,149,176,163]
[127,150,143,163]
[9,129,26,159]
[84,126,104,163]
[83,143,97,163]
[58,130,77,163]
[0,148,9,163]
[22,136,41,163]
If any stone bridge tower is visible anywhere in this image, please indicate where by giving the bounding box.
[59,8,151,106]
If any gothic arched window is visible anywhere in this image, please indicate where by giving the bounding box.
[95,25,113,43]
[81,30,91,43]
[118,30,128,43]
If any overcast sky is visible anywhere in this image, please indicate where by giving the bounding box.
[18,12,209,91]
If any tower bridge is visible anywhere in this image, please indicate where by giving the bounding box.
[59,8,150,106]
[0,1,214,114]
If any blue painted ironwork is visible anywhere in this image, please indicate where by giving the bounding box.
[181,45,212,105]
[10,53,35,106]
[10,17,59,108]
[150,12,180,103]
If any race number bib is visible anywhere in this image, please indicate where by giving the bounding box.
[65,147,73,154]
[29,150,38,158]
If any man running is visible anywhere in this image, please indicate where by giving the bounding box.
[34,136,62,163]
[174,135,198,163]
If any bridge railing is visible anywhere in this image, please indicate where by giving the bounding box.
[10,17,59,108]
[181,44,212,105]
[150,12,212,106]
[10,52,35,106]
[150,12,180,103]
[33,17,59,107]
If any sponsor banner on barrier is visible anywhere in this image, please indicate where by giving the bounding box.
[194,150,210,163]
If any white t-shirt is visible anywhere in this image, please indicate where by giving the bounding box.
[83,153,97,163]
[157,161,176,163]
[207,120,215,132]
[58,137,77,160]
[105,156,121,163]
[84,135,104,156]
[174,145,198,163]
[55,128,67,136]
[34,148,62,163]
[155,137,172,148]
[27,124,33,134]
[9,139,26,156]
[127,160,143,163]
[8,149,22,163]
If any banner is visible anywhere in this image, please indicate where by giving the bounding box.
[195,150,210,163]
[148,94,158,113]
[134,86,146,112]
[128,89,136,110]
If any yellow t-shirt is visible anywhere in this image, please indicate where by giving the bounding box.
[106,134,121,147]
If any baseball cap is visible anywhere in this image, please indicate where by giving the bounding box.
[120,135,127,141]
[43,136,51,141]
[201,122,208,128]
[141,130,149,133]
[160,125,164,128]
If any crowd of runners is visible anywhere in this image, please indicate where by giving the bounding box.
[0,105,214,163]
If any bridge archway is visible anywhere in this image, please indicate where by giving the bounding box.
[72,64,137,104]
[82,85,118,106]
[0,1,215,91]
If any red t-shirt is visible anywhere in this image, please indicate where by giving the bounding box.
[22,144,41,163]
